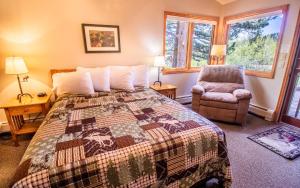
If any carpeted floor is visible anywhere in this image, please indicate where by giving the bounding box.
[0,113,300,188]
[216,115,300,188]
[0,134,31,188]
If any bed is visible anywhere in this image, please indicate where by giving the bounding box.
[11,69,232,188]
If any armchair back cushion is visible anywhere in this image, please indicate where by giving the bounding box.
[199,65,244,84]
[199,81,244,93]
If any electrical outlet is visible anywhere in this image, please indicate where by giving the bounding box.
[0,121,8,127]
[0,122,10,133]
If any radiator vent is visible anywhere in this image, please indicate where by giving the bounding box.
[176,95,192,105]
[249,104,274,121]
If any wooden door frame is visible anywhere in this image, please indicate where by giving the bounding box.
[275,10,300,122]
[281,64,300,127]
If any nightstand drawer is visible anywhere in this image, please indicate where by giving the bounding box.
[8,105,42,115]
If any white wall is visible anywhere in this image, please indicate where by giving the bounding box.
[0,0,222,121]
[1,0,299,122]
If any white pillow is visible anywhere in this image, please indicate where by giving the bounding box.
[76,66,110,92]
[132,65,149,88]
[109,66,135,91]
[52,72,95,96]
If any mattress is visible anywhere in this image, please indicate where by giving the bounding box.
[11,87,232,187]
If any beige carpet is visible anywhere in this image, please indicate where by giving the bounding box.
[0,134,31,188]
[1,114,300,188]
[216,114,300,188]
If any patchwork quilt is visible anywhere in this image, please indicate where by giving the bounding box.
[12,88,232,188]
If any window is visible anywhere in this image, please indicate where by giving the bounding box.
[224,5,288,78]
[163,12,218,74]
[191,23,214,67]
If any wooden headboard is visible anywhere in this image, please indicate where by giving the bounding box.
[50,69,76,77]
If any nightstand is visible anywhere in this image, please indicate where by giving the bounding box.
[150,84,177,99]
[0,93,51,146]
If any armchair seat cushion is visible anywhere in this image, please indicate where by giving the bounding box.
[201,92,238,103]
[199,81,244,93]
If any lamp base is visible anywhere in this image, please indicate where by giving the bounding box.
[153,80,162,87]
[17,93,33,103]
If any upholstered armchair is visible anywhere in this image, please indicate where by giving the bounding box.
[192,65,252,125]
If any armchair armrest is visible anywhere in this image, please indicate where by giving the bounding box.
[233,89,252,100]
[192,85,205,95]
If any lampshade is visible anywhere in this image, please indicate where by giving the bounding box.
[211,45,227,57]
[154,56,166,67]
[5,57,28,75]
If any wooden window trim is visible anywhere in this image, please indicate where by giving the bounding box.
[162,11,219,75]
[223,5,289,79]
[275,10,300,122]
[162,67,201,74]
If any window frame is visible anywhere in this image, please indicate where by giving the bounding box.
[162,11,219,74]
[223,5,289,79]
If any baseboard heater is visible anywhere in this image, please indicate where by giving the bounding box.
[249,103,274,121]
[176,95,192,105]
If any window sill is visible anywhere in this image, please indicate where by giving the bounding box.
[245,70,274,78]
[162,68,201,75]
[162,67,274,78]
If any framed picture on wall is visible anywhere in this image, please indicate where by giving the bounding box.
[82,24,121,53]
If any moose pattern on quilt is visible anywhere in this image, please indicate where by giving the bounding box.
[11,88,232,188]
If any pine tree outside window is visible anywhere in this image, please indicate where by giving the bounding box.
[223,5,288,78]
[163,11,219,74]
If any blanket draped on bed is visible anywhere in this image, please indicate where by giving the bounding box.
[11,88,232,188]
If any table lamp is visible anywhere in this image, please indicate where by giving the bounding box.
[5,57,33,102]
[153,55,166,86]
[211,45,227,64]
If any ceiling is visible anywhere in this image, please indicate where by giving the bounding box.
[215,0,238,5]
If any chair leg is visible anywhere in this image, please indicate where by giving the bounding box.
[241,119,246,126]
[12,133,19,147]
